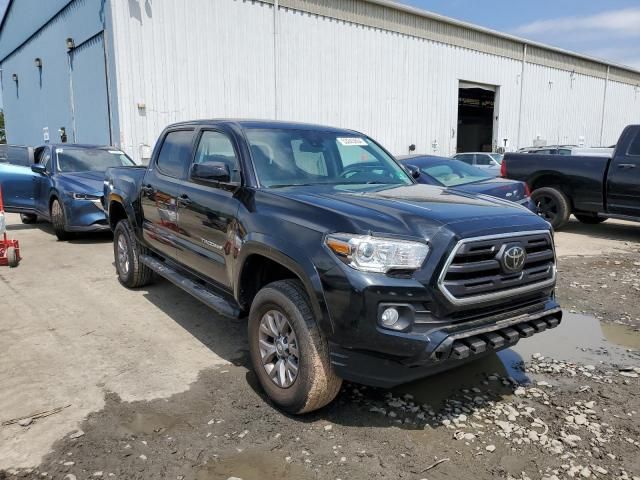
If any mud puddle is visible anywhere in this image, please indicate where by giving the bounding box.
[195,450,310,480]
[393,312,640,408]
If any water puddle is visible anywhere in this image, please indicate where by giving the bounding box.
[195,450,310,480]
[393,312,639,408]
[122,411,183,435]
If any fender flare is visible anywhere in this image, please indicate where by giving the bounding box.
[234,233,334,334]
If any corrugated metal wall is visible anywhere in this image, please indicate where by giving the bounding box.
[109,0,640,161]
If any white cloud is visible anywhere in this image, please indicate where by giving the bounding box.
[514,7,640,37]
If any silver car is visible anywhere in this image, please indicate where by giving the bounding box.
[453,152,503,176]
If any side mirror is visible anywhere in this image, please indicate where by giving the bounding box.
[406,164,421,179]
[31,163,47,175]
[191,162,231,183]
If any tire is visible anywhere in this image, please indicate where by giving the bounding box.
[7,247,19,268]
[574,213,607,225]
[531,187,571,230]
[248,279,342,414]
[113,220,154,288]
[50,199,73,241]
[20,213,37,224]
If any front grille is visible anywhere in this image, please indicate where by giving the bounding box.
[438,231,556,305]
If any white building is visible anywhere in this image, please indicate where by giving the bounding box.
[1,0,639,162]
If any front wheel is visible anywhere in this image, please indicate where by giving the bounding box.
[574,213,607,225]
[113,220,154,288]
[248,279,342,414]
[50,199,73,241]
[531,187,571,230]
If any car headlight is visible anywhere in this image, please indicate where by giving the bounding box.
[72,193,101,200]
[325,233,429,273]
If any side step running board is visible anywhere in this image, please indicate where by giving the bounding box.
[140,254,240,319]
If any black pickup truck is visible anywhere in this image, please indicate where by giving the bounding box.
[104,120,561,413]
[502,125,640,230]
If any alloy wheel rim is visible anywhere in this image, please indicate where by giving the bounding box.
[258,309,299,388]
[536,195,557,221]
[117,235,130,275]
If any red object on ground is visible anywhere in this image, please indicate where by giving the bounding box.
[0,185,21,267]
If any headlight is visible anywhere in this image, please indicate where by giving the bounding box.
[72,193,101,200]
[325,233,429,273]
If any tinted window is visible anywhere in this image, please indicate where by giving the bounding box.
[193,131,240,182]
[56,148,135,173]
[419,159,491,187]
[1,146,32,167]
[157,130,194,178]
[475,154,492,166]
[558,149,571,155]
[456,154,474,165]
[628,132,640,156]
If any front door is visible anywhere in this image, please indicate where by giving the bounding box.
[607,128,640,216]
[0,150,41,213]
[141,129,195,261]
[176,129,242,288]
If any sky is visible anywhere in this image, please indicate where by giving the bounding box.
[400,0,640,69]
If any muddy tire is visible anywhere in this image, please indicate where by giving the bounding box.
[113,220,154,288]
[20,213,37,224]
[248,279,342,414]
[531,187,570,230]
[7,247,19,268]
[574,213,607,225]
[50,199,72,241]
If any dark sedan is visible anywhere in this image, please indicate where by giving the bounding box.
[0,144,136,240]
[398,154,536,212]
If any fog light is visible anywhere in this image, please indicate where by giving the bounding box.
[380,307,400,327]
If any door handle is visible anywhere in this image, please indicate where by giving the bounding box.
[178,194,192,206]
[141,184,155,195]
[618,163,636,169]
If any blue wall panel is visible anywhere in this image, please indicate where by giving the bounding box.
[0,0,108,146]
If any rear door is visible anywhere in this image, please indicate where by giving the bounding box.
[0,146,39,213]
[606,128,640,216]
[141,129,195,261]
[176,128,242,288]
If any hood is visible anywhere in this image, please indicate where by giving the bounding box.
[266,183,548,238]
[451,178,528,202]
[56,171,105,195]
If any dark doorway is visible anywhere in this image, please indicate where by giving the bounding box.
[457,85,495,153]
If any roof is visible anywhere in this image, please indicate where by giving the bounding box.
[41,143,120,150]
[168,119,361,133]
[397,154,453,162]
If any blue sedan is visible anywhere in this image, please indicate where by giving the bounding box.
[0,144,136,240]
[398,154,536,212]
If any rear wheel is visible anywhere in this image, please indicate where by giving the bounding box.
[20,213,37,224]
[531,187,570,230]
[113,220,154,288]
[248,279,342,414]
[50,199,73,241]
[574,213,607,225]
[7,247,19,268]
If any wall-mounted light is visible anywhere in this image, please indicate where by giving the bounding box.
[11,73,18,82]
[34,57,42,68]
[66,37,75,50]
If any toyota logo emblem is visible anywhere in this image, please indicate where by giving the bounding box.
[502,245,527,273]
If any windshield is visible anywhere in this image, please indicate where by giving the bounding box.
[489,153,503,164]
[417,159,492,187]
[56,148,135,173]
[244,129,413,188]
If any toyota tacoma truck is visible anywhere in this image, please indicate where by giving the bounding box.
[502,125,640,230]
[105,120,562,414]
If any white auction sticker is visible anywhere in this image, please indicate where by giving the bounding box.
[337,137,368,146]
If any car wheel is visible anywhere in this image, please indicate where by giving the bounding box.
[20,213,37,224]
[113,219,154,288]
[574,213,607,225]
[50,199,73,241]
[7,247,19,268]
[248,279,342,414]
[531,187,570,230]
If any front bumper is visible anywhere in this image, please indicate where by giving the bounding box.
[62,195,109,232]
[329,299,561,387]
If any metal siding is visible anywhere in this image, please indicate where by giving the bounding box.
[0,0,106,146]
[70,34,111,144]
[602,81,640,145]
[109,0,276,162]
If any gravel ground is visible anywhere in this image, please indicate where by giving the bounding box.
[1,216,639,480]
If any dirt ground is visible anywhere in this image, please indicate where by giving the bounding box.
[1,214,639,480]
